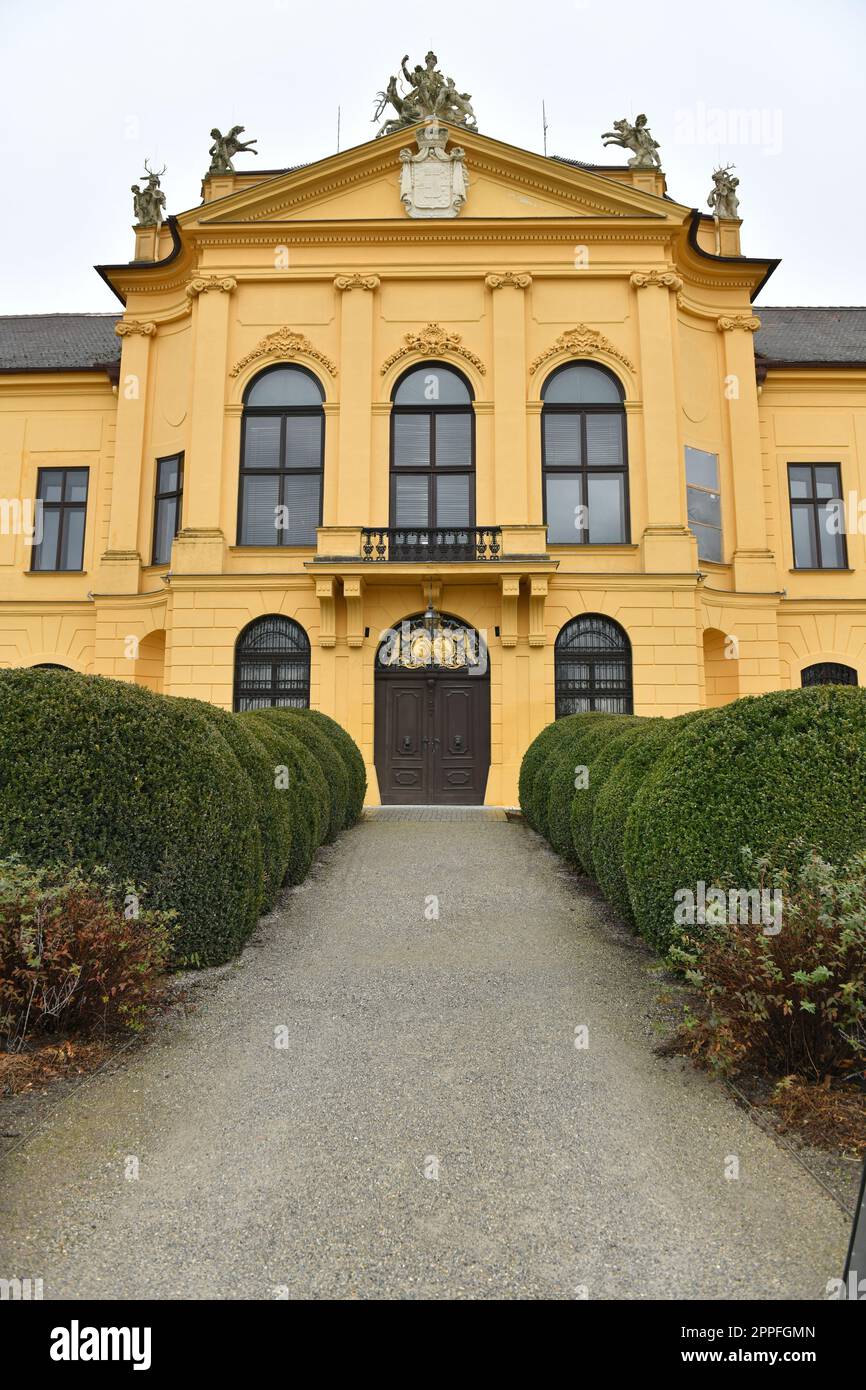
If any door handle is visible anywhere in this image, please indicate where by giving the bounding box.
[401,735,413,752]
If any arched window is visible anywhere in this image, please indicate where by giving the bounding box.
[32,663,71,671]
[233,615,310,711]
[801,662,858,688]
[238,365,324,547]
[555,614,633,716]
[390,362,475,538]
[541,362,628,545]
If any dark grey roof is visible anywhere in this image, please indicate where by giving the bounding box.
[0,313,121,373]
[754,307,866,366]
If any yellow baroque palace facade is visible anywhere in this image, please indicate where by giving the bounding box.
[2,115,865,804]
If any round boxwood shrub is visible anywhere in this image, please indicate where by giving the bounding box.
[568,718,657,875]
[0,670,262,967]
[623,687,866,954]
[589,720,688,922]
[545,715,633,863]
[252,709,349,842]
[239,714,328,882]
[294,709,366,824]
[181,700,294,912]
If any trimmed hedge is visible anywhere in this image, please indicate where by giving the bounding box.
[0,670,261,967]
[298,708,367,823]
[526,713,614,840]
[590,716,697,924]
[519,715,581,830]
[251,709,349,841]
[544,715,634,864]
[239,715,322,885]
[569,719,660,877]
[624,687,866,954]
[181,700,294,913]
[0,670,366,968]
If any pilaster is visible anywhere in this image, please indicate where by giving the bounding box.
[334,274,378,526]
[487,273,530,524]
[630,272,695,573]
[717,314,777,592]
[99,318,155,592]
[172,275,236,574]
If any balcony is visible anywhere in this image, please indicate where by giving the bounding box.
[361,527,501,563]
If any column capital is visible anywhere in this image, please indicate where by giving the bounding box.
[485,272,532,290]
[185,274,237,300]
[717,314,761,333]
[115,319,156,337]
[630,270,683,291]
[334,273,380,291]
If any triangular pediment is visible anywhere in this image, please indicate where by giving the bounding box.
[181,127,688,229]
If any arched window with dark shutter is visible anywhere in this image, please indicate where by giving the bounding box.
[233,615,310,711]
[238,365,324,547]
[801,662,858,688]
[554,614,633,716]
[541,362,628,544]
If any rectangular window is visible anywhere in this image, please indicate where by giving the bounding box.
[30,467,88,571]
[788,463,847,569]
[152,453,183,565]
[685,447,722,563]
[543,410,628,545]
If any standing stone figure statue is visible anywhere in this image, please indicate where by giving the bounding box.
[374,51,477,136]
[132,161,166,226]
[601,114,662,169]
[207,126,258,175]
[708,165,740,219]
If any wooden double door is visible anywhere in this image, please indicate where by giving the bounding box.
[375,672,490,805]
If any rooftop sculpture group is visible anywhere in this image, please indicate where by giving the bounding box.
[601,114,662,169]
[131,161,166,227]
[374,52,477,136]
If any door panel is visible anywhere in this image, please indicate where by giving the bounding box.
[375,673,490,805]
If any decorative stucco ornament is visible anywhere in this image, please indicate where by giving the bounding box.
[399,122,468,219]
[601,114,662,169]
[207,126,258,176]
[708,165,740,220]
[131,161,166,227]
[373,51,477,137]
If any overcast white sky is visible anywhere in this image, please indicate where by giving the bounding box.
[2,0,864,312]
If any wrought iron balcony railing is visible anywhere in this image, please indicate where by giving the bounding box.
[361,527,502,562]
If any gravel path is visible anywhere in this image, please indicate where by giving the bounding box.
[0,813,850,1300]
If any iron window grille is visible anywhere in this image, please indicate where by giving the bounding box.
[233,615,311,711]
[801,662,858,687]
[554,613,633,716]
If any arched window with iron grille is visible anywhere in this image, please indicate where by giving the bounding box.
[801,661,858,688]
[233,615,310,711]
[554,614,633,716]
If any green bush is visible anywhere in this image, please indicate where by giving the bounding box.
[568,719,659,876]
[624,687,866,954]
[0,670,261,967]
[518,717,579,829]
[525,714,610,838]
[297,709,366,823]
[544,715,633,864]
[239,714,328,883]
[182,700,294,912]
[590,716,699,924]
[252,709,349,842]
